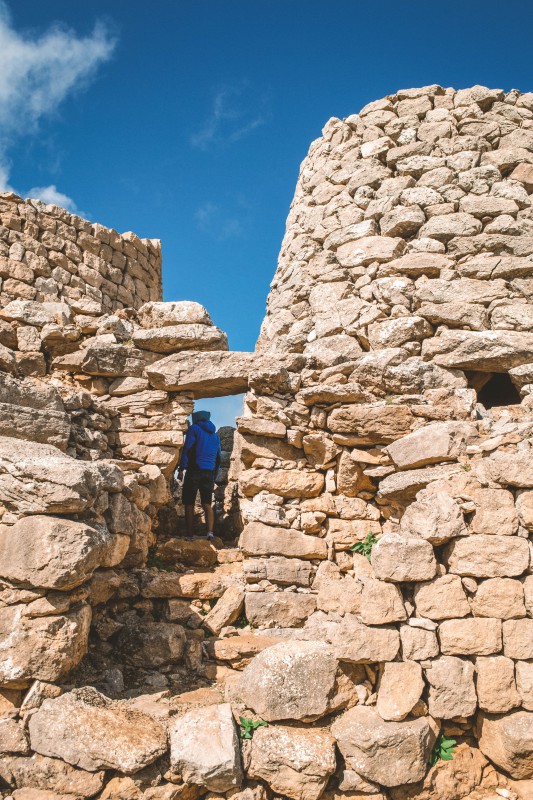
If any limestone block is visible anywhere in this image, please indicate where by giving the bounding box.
[336,450,374,496]
[140,564,242,599]
[360,577,407,624]
[418,301,487,331]
[426,656,477,718]
[237,417,287,439]
[387,422,473,469]
[0,604,91,688]
[0,380,70,448]
[313,561,363,615]
[29,687,167,774]
[516,661,533,711]
[236,641,343,722]
[400,491,467,545]
[244,556,313,587]
[325,518,381,550]
[138,300,212,327]
[245,591,316,628]
[146,350,256,396]
[422,329,533,371]
[330,615,400,663]
[476,656,520,713]
[380,206,426,237]
[169,703,242,792]
[328,404,414,444]
[0,717,29,754]
[419,212,482,241]
[0,436,106,516]
[297,382,370,406]
[371,534,437,582]
[439,617,502,656]
[491,303,533,332]
[477,711,533,779]
[511,162,533,192]
[516,490,533,531]
[336,236,405,267]
[132,324,227,353]
[445,535,530,578]
[460,195,519,217]
[487,451,533,488]
[503,619,533,659]
[414,575,470,620]
[524,575,533,616]
[470,488,519,536]
[248,725,336,800]
[0,300,72,327]
[367,316,432,350]
[239,522,327,559]
[209,633,275,668]
[82,341,156,377]
[470,577,526,619]
[384,252,453,276]
[400,624,439,660]
[378,464,462,500]
[239,468,324,499]
[0,753,104,797]
[0,516,115,590]
[377,661,424,721]
[331,706,435,787]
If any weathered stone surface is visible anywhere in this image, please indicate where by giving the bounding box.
[325,518,382,550]
[367,316,432,350]
[0,300,72,327]
[477,711,533,779]
[0,436,105,515]
[248,725,336,800]
[237,641,343,722]
[400,624,439,661]
[487,451,533,488]
[439,617,502,656]
[476,656,520,713]
[169,703,242,791]
[244,556,314,587]
[0,375,69,450]
[0,516,114,590]
[470,577,526,619]
[29,687,167,773]
[133,323,227,353]
[517,661,533,711]
[82,341,156,377]
[503,619,533,659]
[360,577,406,624]
[138,300,212,327]
[371,534,437,582]
[239,522,327,559]
[331,706,435,787]
[445,535,530,578]
[387,422,473,469]
[423,328,533,371]
[140,564,242,599]
[377,661,424,721]
[1,754,105,797]
[426,656,477,718]
[331,615,400,663]
[400,491,467,545]
[516,490,533,531]
[245,591,316,628]
[313,561,363,615]
[203,586,245,634]
[470,488,518,535]
[414,575,470,620]
[0,604,91,687]
[238,417,287,439]
[328,404,414,444]
[239,468,325,499]
[146,351,257,396]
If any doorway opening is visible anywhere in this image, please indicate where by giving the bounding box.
[466,371,521,409]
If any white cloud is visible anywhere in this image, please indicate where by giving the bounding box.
[191,83,267,150]
[0,1,116,204]
[194,200,245,240]
[26,184,78,211]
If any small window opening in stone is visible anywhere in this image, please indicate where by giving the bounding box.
[467,371,521,409]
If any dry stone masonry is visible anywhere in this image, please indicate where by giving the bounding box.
[0,85,533,800]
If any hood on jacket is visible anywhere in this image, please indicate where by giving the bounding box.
[195,419,216,434]
[192,410,210,424]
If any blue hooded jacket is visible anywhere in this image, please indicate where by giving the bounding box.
[179,417,221,476]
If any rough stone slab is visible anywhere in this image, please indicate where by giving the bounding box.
[386,422,474,469]
[330,615,400,663]
[248,724,336,800]
[331,706,435,787]
[29,687,168,774]
[138,300,212,327]
[203,586,245,635]
[426,655,477,719]
[132,324,227,353]
[422,329,533,371]
[371,534,437,582]
[476,656,521,713]
[146,351,259,396]
[439,617,502,656]
[444,535,530,578]
[328,404,414,444]
[377,464,462,500]
[169,703,242,791]
[414,574,470,620]
[244,556,314,586]
[376,661,424,721]
[503,619,533,659]
[239,469,325,499]
[239,522,327,559]
[477,711,533,779]
[0,753,104,797]
[245,591,317,628]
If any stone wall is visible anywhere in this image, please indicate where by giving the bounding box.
[0,193,162,312]
[0,85,533,800]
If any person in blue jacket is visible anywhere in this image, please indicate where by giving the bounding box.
[177,409,221,540]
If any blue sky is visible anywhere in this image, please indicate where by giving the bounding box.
[2,0,533,425]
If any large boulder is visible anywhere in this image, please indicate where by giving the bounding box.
[0,516,115,590]
[248,724,336,800]
[477,711,533,779]
[0,604,91,688]
[0,437,105,516]
[237,640,346,722]
[422,328,533,371]
[28,687,168,773]
[331,706,436,787]
[169,703,242,791]
[138,300,213,327]
[146,350,256,396]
